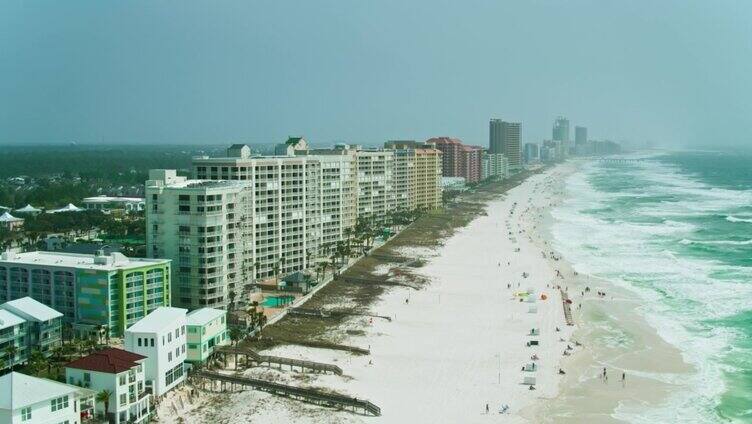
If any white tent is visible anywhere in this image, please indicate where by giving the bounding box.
[0,212,23,223]
[528,305,538,313]
[15,204,42,214]
[523,376,537,386]
[48,203,83,213]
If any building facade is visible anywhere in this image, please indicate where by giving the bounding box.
[523,143,539,163]
[355,149,395,222]
[0,297,62,361]
[123,307,187,398]
[192,149,323,280]
[0,251,170,337]
[429,137,482,183]
[65,348,151,424]
[413,147,443,210]
[186,307,229,364]
[146,170,249,310]
[553,116,570,154]
[575,126,587,148]
[481,152,509,180]
[0,372,96,424]
[307,146,359,247]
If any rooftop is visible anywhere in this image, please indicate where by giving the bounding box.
[187,308,225,327]
[66,348,146,374]
[82,195,144,203]
[126,306,187,333]
[0,310,24,331]
[0,372,90,410]
[0,251,169,271]
[0,297,62,322]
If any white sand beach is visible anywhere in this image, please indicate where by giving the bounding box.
[161,165,595,424]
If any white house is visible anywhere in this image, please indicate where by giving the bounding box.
[0,371,96,424]
[124,306,187,397]
[65,348,151,424]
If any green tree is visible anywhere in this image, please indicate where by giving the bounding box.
[4,344,18,370]
[95,389,113,419]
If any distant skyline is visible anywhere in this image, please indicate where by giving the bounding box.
[2,1,752,148]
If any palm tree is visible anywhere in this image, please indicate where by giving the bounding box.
[229,327,244,346]
[95,389,112,420]
[228,290,236,312]
[27,349,47,376]
[4,344,18,370]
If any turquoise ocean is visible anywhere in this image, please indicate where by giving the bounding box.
[551,151,752,423]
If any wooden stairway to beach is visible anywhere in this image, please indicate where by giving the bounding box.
[195,371,381,416]
[215,345,343,375]
[561,290,574,326]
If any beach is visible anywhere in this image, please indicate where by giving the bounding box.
[159,161,706,423]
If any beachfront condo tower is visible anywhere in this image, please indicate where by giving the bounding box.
[192,147,323,281]
[146,170,250,310]
[489,119,522,170]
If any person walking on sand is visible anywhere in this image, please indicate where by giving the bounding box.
[603,367,608,383]
[486,403,489,414]
[622,372,626,387]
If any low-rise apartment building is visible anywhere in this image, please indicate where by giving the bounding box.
[124,307,187,397]
[0,251,170,337]
[186,307,229,364]
[0,372,96,424]
[0,297,62,360]
[65,348,151,424]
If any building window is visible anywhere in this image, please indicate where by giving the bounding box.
[21,407,31,421]
[150,338,155,347]
[119,375,126,385]
[138,338,142,347]
[50,395,69,411]
[119,393,127,406]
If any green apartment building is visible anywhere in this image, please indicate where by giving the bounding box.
[0,251,170,337]
[186,307,229,364]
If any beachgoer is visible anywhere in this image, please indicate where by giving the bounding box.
[622,372,626,387]
[486,403,489,414]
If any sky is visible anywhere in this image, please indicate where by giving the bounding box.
[1,1,751,148]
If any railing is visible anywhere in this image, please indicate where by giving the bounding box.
[196,371,380,416]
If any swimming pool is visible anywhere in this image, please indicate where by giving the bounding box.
[262,295,295,307]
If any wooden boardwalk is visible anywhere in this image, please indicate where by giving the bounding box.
[195,371,381,416]
[289,307,392,322]
[216,345,343,375]
[561,290,574,326]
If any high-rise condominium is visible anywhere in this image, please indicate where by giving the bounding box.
[385,141,443,211]
[489,119,522,169]
[575,126,587,146]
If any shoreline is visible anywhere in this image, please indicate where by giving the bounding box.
[526,160,694,423]
[158,162,694,423]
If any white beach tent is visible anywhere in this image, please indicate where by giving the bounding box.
[0,212,23,223]
[14,204,42,214]
[523,376,537,385]
[528,305,538,313]
[48,203,83,213]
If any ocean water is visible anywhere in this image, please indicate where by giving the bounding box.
[551,151,752,423]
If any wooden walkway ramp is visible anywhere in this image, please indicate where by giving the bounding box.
[196,371,381,416]
[289,307,392,322]
[216,346,343,375]
[561,290,574,326]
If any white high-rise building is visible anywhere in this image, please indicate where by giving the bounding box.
[146,170,250,309]
[192,147,323,279]
[355,149,395,222]
[306,145,359,247]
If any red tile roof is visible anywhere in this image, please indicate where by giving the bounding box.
[65,348,146,374]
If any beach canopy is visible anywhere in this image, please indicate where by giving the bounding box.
[48,203,83,213]
[15,204,41,213]
[0,212,23,222]
[523,376,537,385]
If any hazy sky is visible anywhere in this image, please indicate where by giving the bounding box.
[2,1,751,147]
